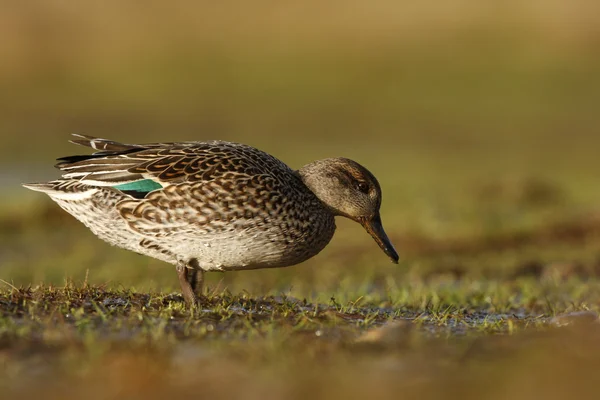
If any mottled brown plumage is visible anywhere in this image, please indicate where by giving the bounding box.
[24,135,398,305]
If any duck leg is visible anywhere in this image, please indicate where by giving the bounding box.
[176,260,197,307]
[188,268,205,298]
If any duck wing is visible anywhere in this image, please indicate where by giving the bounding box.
[56,134,289,186]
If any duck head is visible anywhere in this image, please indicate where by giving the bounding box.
[298,158,399,263]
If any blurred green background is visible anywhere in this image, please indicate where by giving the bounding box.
[2,0,600,297]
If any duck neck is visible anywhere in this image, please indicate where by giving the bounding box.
[295,161,342,216]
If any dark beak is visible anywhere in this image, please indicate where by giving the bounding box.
[359,214,399,264]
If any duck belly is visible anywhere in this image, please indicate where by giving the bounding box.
[163,218,336,271]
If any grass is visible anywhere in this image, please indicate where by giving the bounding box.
[0,283,599,399]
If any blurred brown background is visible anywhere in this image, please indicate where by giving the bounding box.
[2,3,600,399]
[1,0,600,292]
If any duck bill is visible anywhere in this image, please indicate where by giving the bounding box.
[359,214,399,264]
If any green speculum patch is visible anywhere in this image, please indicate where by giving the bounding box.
[113,179,163,198]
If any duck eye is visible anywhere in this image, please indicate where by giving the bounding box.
[356,181,369,193]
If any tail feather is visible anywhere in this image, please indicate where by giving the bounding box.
[22,182,55,193]
[22,181,99,199]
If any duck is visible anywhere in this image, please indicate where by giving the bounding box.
[23,134,399,305]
